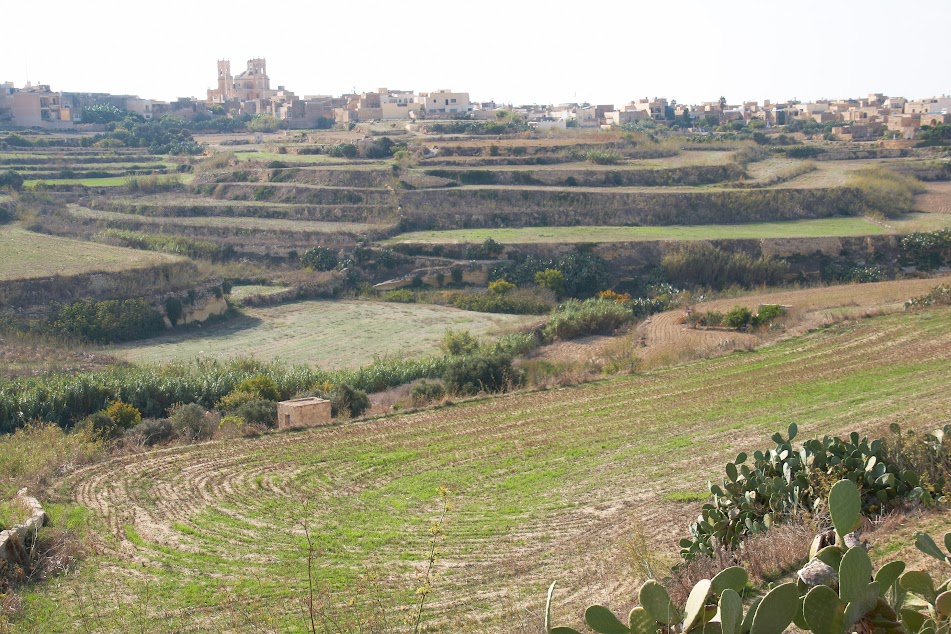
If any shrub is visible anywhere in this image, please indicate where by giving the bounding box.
[490,251,610,299]
[751,304,785,326]
[47,299,166,344]
[231,399,278,427]
[329,384,370,418]
[105,401,142,431]
[410,380,446,407]
[382,289,417,303]
[0,170,24,191]
[534,269,565,299]
[235,375,281,401]
[723,305,753,330]
[449,288,555,314]
[302,246,338,271]
[900,229,951,271]
[164,297,183,326]
[168,403,218,442]
[488,279,516,295]
[128,418,174,446]
[439,329,481,356]
[215,390,260,413]
[442,354,523,396]
[78,411,124,439]
[585,150,622,165]
[543,299,634,341]
[685,310,724,327]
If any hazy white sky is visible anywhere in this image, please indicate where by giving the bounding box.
[2,0,948,107]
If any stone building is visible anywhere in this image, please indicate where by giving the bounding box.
[276,397,332,428]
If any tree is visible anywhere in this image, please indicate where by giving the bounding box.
[718,96,727,109]
[747,118,765,129]
[680,107,691,127]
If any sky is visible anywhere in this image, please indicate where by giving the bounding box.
[2,0,948,108]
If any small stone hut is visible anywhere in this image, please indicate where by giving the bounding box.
[276,397,331,429]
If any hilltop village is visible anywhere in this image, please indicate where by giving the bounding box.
[1,57,948,140]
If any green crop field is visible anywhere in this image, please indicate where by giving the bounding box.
[384,216,943,244]
[66,204,389,234]
[108,299,541,368]
[20,308,951,632]
[0,226,181,281]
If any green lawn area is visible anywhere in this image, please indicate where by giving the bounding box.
[0,226,181,281]
[108,299,541,368]
[20,308,951,632]
[385,216,933,244]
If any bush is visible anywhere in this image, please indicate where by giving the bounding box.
[0,170,24,191]
[168,403,218,442]
[442,354,523,396]
[78,411,123,439]
[488,279,516,295]
[410,380,446,407]
[231,399,278,428]
[535,269,566,299]
[490,251,610,300]
[47,299,166,344]
[723,306,753,330]
[302,246,338,271]
[164,297,183,326]
[440,329,481,356]
[105,401,142,430]
[215,390,260,413]
[543,299,635,341]
[128,418,174,446]
[752,304,785,326]
[449,288,555,314]
[381,289,417,303]
[235,375,281,401]
[900,229,951,271]
[585,150,622,165]
[328,384,370,418]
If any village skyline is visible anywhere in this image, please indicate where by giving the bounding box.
[3,1,950,108]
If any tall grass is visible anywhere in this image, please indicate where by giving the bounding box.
[0,356,454,431]
[849,166,925,217]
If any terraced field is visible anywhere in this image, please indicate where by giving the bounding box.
[386,217,897,244]
[0,226,181,280]
[65,204,388,234]
[20,308,951,633]
[108,300,541,367]
[917,181,951,213]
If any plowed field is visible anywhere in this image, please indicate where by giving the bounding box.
[21,307,951,633]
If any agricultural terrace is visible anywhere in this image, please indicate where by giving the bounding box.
[0,226,182,281]
[108,300,542,367]
[18,308,951,632]
[64,204,389,234]
[386,217,902,245]
[917,181,951,214]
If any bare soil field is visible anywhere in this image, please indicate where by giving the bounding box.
[916,181,951,213]
[21,307,951,632]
